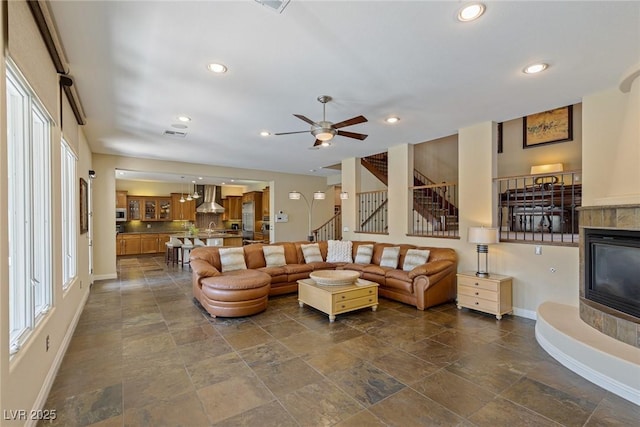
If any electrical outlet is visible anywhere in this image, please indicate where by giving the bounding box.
[146,223,151,229]
[46,335,50,352]
[535,246,542,255]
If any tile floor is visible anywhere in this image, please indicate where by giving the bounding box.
[40,255,639,426]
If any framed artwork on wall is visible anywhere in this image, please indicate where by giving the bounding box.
[523,105,573,148]
[80,177,88,234]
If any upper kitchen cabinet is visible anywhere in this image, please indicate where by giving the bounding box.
[128,197,142,221]
[116,191,127,209]
[223,195,242,221]
[171,193,196,221]
[143,197,171,221]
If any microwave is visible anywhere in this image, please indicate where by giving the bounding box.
[116,208,127,222]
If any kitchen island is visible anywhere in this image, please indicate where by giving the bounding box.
[116,231,242,256]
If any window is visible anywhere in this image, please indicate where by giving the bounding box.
[61,139,77,288]
[7,60,53,355]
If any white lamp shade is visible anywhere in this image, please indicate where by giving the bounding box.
[289,191,301,200]
[313,191,326,200]
[468,227,499,244]
[530,163,563,175]
[340,191,349,200]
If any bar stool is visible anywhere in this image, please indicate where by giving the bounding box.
[165,237,182,266]
[181,238,194,270]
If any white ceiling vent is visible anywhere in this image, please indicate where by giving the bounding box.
[254,0,290,14]
[163,130,187,138]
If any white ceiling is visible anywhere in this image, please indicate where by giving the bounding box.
[48,1,640,178]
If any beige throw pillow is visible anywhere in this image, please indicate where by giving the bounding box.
[263,245,286,267]
[379,246,401,268]
[402,249,431,271]
[301,243,323,263]
[327,240,353,263]
[354,244,374,264]
[218,247,247,272]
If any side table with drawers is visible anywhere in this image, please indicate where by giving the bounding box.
[456,272,513,320]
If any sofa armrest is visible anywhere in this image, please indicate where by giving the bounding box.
[407,260,452,279]
[191,259,221,280]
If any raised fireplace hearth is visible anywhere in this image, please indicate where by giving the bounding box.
[579,205,640,348]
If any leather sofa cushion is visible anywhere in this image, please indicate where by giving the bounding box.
[200,269,271,291]
[282,264,313,275]
[306,261,338,271]
[385,276,414,293]
[362,264,396,277]
[341,263,366,272]
[244,243,266,269]
[258,266,287,283]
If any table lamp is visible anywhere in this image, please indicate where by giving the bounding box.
[468,227,499,277]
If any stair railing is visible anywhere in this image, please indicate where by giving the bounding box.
[410,182,459,238]
[356,190,388,234]
[313,209,342,241]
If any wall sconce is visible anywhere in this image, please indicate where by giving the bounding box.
[289,190,326,241]
[340,191,349,200]
[468,227,499,277]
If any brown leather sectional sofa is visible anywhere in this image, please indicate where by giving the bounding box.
[189,241,457,318]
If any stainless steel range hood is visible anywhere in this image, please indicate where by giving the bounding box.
[196,185,225,213]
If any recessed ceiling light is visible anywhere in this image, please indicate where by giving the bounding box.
[207,63,228,73]
[457,3,486,22]
[523,63,549,74]
[260,131,271,137]
[177,115,191,122]
[385,117,400,124]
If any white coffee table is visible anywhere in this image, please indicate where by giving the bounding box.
[297,278,378,322]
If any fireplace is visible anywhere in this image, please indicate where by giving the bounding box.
[584,228,640,319]
[579,205,640,348]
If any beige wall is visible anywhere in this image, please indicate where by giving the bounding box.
[582,84,640,206]
[1,1,93,419]
[498,104,583,177]
[414,134,459,183]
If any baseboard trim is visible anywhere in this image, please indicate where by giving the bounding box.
[27,289,90,427]
[535,302,640,405]
[93,272,117,281]
[513,307,537,320]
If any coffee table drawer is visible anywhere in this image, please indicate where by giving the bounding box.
[333,294,378,313]
[332,287,376,304]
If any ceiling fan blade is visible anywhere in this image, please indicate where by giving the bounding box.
[273,130,310,136]
[333,115,368,129]
[293,114,317,126]
[313,139,323,147]
[337,130,368,140]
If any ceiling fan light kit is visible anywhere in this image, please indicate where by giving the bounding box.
[274,95,368,148]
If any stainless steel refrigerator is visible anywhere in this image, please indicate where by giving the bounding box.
[242,201,254,240]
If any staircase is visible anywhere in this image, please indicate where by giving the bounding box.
[313,207,342,241]
[412,170,459,233]
[361,153,459,234]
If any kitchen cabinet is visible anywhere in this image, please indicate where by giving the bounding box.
[222,196,242,221]
[143,198,172,221]
[116,191,128,209]
[262,187,270,220]
[116,234,141,256]
[140,234,159,254]
[157,234,170,252]
[171,193,196,221]
[127,197,143,221]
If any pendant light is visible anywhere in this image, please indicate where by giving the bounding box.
[192,180,200,199]
[179,176,186,203]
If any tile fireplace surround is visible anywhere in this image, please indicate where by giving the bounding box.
[579,204,640,348]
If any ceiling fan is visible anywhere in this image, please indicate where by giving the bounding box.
[275,95,368,148]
